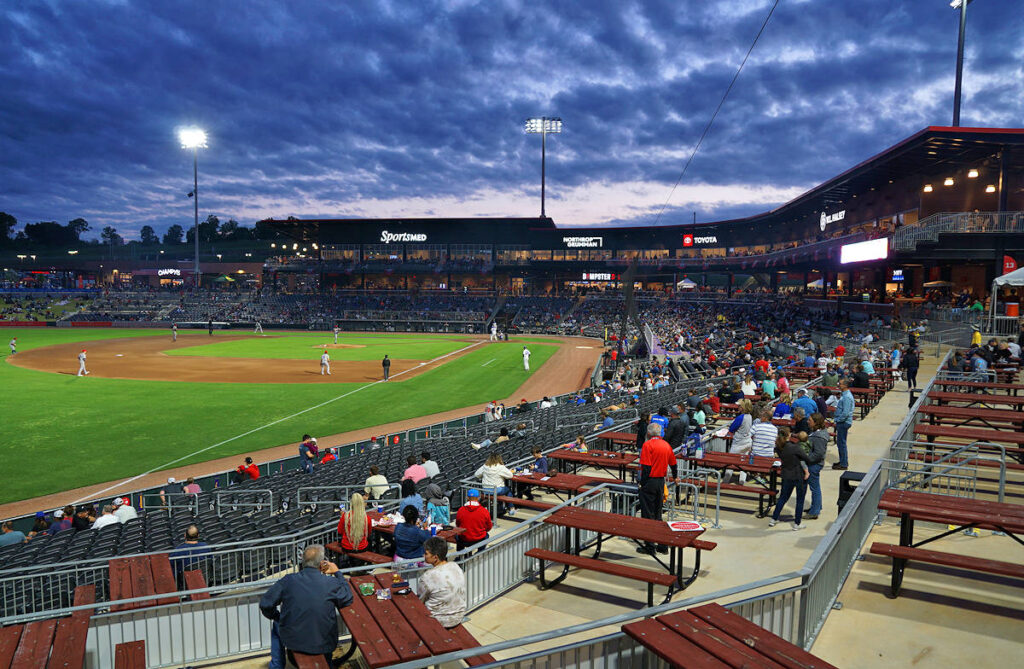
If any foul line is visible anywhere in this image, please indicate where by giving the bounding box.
[73,340,485,504]
[481,358,496,367]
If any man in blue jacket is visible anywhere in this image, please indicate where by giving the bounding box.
[832,379,855,470]
[260,544,353,668]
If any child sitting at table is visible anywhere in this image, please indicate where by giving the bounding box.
[563,435,588,453]
[394,505,432,561]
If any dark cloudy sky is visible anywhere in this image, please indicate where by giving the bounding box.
[2,0,1020,240]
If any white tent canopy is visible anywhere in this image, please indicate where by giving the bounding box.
[993,266,1024,287]
[676,278,697,289]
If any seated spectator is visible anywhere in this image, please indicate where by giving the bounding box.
[851,364,870,388]
[529,447,549,475]
[319,448,337,465]
[792,389,817,417]
[517,398,531,414]
[0,521,26,546]
[750,409,779,458]
[821,365,839,388]
[861,357,875,375]
[336,493,369,560]
[259,544,352,669]
[236,456,260,481]
[474,453,516,516]
[417,536,467,628]
[773,392,793,418]
[183,477,202,495]
[28,512,50,538]
[112,497,138,523]
[776,372,790,396]
[792,407,811,435]
[761,373,778,399]
[471,427,510,450]
[685,388,703,410]
[364,465,389,500]
[741,374,758,396]
[403,455,428,483]
[455,489,492,552]
[539,396,554,409]
[562,434,588,453]
[393,505,432,561]
[598,409,615,429]
[169,525,211,581]
[400,478,425,516]
[47,506,74,535]
[92,505,119,530]
[420,451,440,479]
[72,505,96,531]
[160,477,183,507]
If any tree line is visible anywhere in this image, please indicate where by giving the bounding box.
[0,212,282,249]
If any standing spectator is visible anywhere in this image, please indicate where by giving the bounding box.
[236,456,260,481]
[663,407,687,452]
[0,521,26,546]
[901,347,920,389]
[637,423,676,555]
[634,412,650,452]
[336,493,369,562]
[769,430,811,530]
[113,498,138,524]
[455,489,492,552]
[92,505,119,530]
[364,465,389,500]
[420,452,440,479]
[804,413,829,520]
[417,537,466,628]
[832,379,855,470]
[393,506,432,561]
[259,545,353,669]
[299,435,316,474]
[403,455,428,483]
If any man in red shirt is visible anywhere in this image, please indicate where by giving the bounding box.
[236,457,260,481]
[455,489,492,553]
[637,423,677,554]
[833,344,846,358]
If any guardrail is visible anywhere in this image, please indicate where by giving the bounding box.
[892,211,1024,252]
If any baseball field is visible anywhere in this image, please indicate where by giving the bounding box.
[0,328,590,507]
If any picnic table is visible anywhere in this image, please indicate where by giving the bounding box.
[679,451,780,517]
[542,506,712,592]
[623,602,838,669]
[933,379,1024,396]
[547,447,637,480]
[508,471,621,500]
[599,430,639,451]
[337,571,493,668]
[911,423,1024,462]
[918,404,1024,430]
[871,489,1024,597]
[928,390,1024,411]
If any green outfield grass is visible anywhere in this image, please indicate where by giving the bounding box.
[164,332,473,361]
[0,328,557,505]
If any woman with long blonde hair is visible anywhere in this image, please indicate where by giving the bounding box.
[337,493,369,557]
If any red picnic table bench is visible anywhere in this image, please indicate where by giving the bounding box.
[911,423,1024,463]
[871,489,1024,598]
[529,506,717,606]
[599,430,639,451]
[548,447,637,480]
[337,572,494,668]
[928,390,1024,411]
[918,404,1024,430]
[933,379,1024,396]
[623,602,838,668]
[113,640,146,669]
[0,585,95,669]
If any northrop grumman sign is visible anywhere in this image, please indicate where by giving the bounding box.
[819,210,845,231]
[562,236,603,248]
[380,230,427,244]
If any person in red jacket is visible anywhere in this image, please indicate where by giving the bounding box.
[320,448,337,465]
[336,493,369,562]
[236,457,260,481]
[455,489,492,553]
[833,344,846,358]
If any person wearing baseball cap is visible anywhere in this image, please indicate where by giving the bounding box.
[113,496,138,523]
[161,477,183,508]
[77,349,89,376]
[455,489,491,554]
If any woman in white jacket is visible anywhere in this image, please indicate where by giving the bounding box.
[474,453,516,516]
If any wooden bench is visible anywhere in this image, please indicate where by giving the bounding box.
[10,620,56,668]
[907,451,1024,472]
[525,548,678,607]
[448,624,497,667]
[494,495,555,511]
[291,651,331,669]
[0,625,25,669]
[870,542,1024,598]
[680,477,777,517]
[45,585,96,669]
[113,640,145,669]
[183,569,210,600]
[912,424,1024,461]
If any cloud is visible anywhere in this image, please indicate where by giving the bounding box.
[0,0,1019,240]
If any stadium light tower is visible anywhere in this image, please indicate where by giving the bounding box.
[179,127,208,287]
[949,0,973,126]
[524,117,562,218]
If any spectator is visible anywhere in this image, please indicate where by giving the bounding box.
[72,505,96,531]
[394,505,432,561]
[850,364,870,389]
[727,399,754,454]
[259,544,353,669]
[112,497,138,524]
[529,447,548,475]
[776,372,790,396]
[637,422,676,555]
[92,505,119,530]
[403,455,428,483]
[792,407,811,435]
[28,512,50,538]
[833,379,855,470]
[400,478,425,516]
[183,477,201,495]
[474,453,516,516]
[563,434,588,453]
[822,364,839,388]
[901,347,920,389]
[750,409,779,458]
[420,452,440,479]
[455,488,492,552]
[635,412,650,452]
[236,456,260,481]
[364,465,389,500]
[0,521,26,546]
[169,525,211,581]
[761,372,778,399]
[772,392,792,418]
[769,429,811,531]
[664,407,687,451]
[792,389,817,418]
[471,427,510,450]
[160,477,183,507]
[319,448,337,465]
[47,506,74,535]
[804,413,829,520]
[417,536,467,628]
[336,493,369,561]
[299,435,316,474]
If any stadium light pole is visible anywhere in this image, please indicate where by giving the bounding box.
[524,117,562,218]
[950,0,973,127]
[179,128,208,287]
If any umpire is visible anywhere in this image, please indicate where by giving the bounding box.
[637,423,677,555]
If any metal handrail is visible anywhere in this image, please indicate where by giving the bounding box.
[214,488,273,515]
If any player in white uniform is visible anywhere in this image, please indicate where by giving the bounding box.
[522,345,531,371]
[320,350,331,375]
[8,338,15,357]
[254,321,264,335]
[77,349,89,376]
[333,326,339,345]
[172,324,177,342]
[490,322,498,341]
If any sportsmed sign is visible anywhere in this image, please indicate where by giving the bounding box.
[562,236,603,248]
[380,230,427,244]
[682,234,718,247]
[819,210,846,231]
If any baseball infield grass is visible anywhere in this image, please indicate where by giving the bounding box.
[164,332,473,361]
[0,328,556,505]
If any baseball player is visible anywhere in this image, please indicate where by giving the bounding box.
[333,326,339,345]
[320,350,331,375]
[254,321,264,335]
[8,337,15,357]
[522,345,531,371]
[172,324,177,342]
[77,349,89,376]
[490,321,498,341]
[382,354,391,381]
